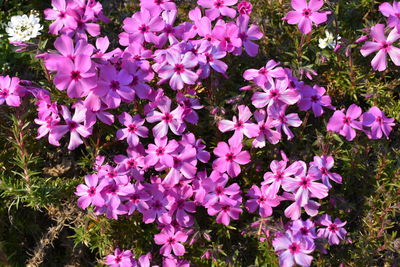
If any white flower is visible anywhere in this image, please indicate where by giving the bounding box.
[318,30,341,50]
[5,14,43,42]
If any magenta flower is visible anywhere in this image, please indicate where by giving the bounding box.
[53,55,96,98]
[243,60,286,88]
[218,105,259,142]
[262,160,301,198]
[236,15,263,57]
[35,114,61,146]
[154,225,188,256]
[168,185,197,227]
[181,133,210,163]
[116,112,148,147]
[309,155,342,189]
[145,137,179,168]
[0,75,22,107]
[212,137,251,177]
[140,0,177,15]
[327,104,364,141]
[142,190,171,224]
[317,214,347,245]
[202,172,241,207]
[75,174,107,209]
[197,44,228,78]
[363,106,395,139]
[297,85,333,117]
[246,185,280,217]
[283,0,331,34]
[283,192,321,220]
[119,182,150,215]
[282,161,329,207]
[95,65,134,109]
[52,105,91,150]
[213,22,242,53]
[360,24,400,71]
[207,196,242,226]
[163,145,197,187]
[290,219,317,242]
[105,248,134,267]
[252,79,300,110]
[252,109,281,147]
[120,9,165,46]
[158,52,199,90]
[379,1,400,32]
[238,1,253,15]
[44,0,77,35]
[269,104,302,140]
[272,230,314,267]
[198,0,238,21]
[146,97,185,137]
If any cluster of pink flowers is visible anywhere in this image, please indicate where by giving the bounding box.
[359,2,400,71]
[2,0,396,266]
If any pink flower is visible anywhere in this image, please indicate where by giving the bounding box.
[252,109,281,147]
[212,137,251,177]
[207,196,242,225]
[238,1,253,15]
[363,106,395,139]
[116,112,148,147]
[158,52,199,90]
[243,60,286,88]
[53,55,97,98]
[317,214,347,245]
[75,174,107,209]
[269,104,302,140]
[283,192,320,220]
[379,1,400,32]
[168,185,197,227]
[44,0,77,35]
[0,75,22,107]
[246,184,280,217]
[140,0,177,16]
[35,113,61,146]
[327,104,364,141]
[154,225,188,256]
[119,182,151,215]
[360,24,400,71]
[282,161,329,207]
[198,0,238,21]
[202,171,241,207]
[273,230,314,267]
[197,44,228,78]
[218,105,259,142]
[163,145,197,187]
[213,22,242,53]
[51,105,91,150]
[145,137,179,169]
[105,248,134,267]
[142,190,171,224]
[236,15,263,57]
[290,219,317,242]
[297,85,333,117]
[146,97,185,137]
[283,0,331,34]
[309,155,342,189]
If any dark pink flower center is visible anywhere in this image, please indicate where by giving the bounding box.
[289,242,300,254]
[224,37,231,43]
[214,0,224,8]
[215,186,224,195]
[153,200,162,210]
[167,237,176,244]
[381,41,391,50]
[270,89,280,98]
[67,120,78,130]
[115,255,122,263]
[127,159,136,168]
[279,115,287,123]
[174,64,185,74]
[164,25,174,34]
[156,147,165,155]
[302,8,312,17]
[87,186,96,196]
[300,227,309,235]
[259,68,267,75]
[139,24,149,33]
[155,0,163,4]
[128,124,137,133]
[222,205,230,212]
[258,196,266,203]
[225,152,235,162]
[173,157,181,167]
[162,112,173,122]
[205,53,214,62]
[376,116,383,124]
[0,89,9,98]
[300,177,310,188]
[329,224,338,232]
[71,71,81,81]
[239,32,248,40]
[321,167,328,175]
[311,95,320,102]
[177,199,185,208]
[58,11,66,19]
[276,172,284,181]
[343,116,351,124]
[235,120,244,129]
[110,80,120,90]
[108,170,117,178]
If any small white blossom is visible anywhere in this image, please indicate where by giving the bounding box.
[5,14,43,42]
[319,31,341,49]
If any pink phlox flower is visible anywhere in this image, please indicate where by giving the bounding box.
[0,75,23,107]
[176,90,204,124]
[283,0,331,34]
[207,194,242,225]
[44,0,77,35]
[158,51,199,90]
[269,104,302,140]
[163,144,197,187]
[146,97,186,137]
[181,133,210,163]
[202,171,241,207]
[238,1,253,15]
[154,225,188,256]
[212,136,251,177]
[114,147,146,181]
[309,155,342,189]
[197,42,228,78]
[290,219,317,242]
[156,10,185,48]
[262,160,301,198]
[379,1,400,32]
[34,113,61,146]
[213,21,243,53]
[243,60,286,88]
[317,214,347,245]
[282,161,329,207]
[282,192,321,220]
[168,185,197,227]
[272,230,315,267]
[252,109,281,147]
[75,174,107,209]
[93,36,119,61]
[105,248,135,267]
[297,85,334,117]
[85,106,115,127]
[119,182,151,215]
[145,136,179,170]
[218,104,259,143]
[51,105,91,150]
[235,14,263,57]
[362,106,395,139]
[116,112,148,147]
[245,184,280,217]
[360,24,400,71]
[198,0,238,21]
[142,189,172,224]
[140,0,177,16]
[252,78,300,110]
[120,9,165,46]
[327,104,364,141]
